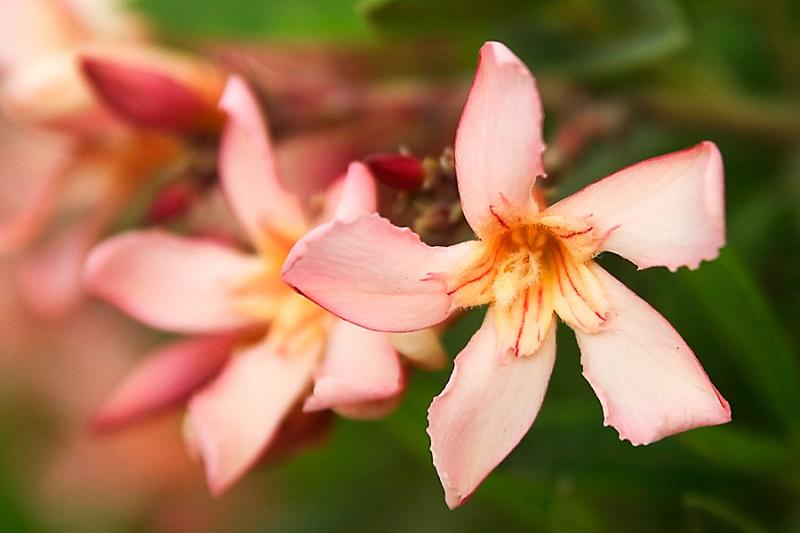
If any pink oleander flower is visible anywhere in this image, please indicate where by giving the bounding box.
[0,0,225,317]
[84,76,445,494]
[282,41,732,508]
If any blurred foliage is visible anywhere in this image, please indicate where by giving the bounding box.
[4,0,799,531]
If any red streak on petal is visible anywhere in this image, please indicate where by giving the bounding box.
[557,226,593,239]
[446,248,500,296]
[553,246,590,330]
[489,205,510,230]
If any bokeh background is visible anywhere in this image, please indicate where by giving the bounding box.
[2,0,800,531]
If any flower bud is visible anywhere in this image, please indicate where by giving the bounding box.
[364,153,424,190]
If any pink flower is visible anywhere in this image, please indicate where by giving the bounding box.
[281,41,732,508]
[85,76,444,494]
[0,0,225,316]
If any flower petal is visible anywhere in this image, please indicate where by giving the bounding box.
[0,0,79,72]
[545,142,725,271]
[186,336,319,494]
[389,328,447,370]
[218,76,306,246]
[428,311,556,508]
[455,41,546,238]
[304,319,402,413]
[15,215,98,318]
[84,230,263,333]
[0,127,75,251]
[282,214,479,332]
[93,335,236,432]
[320,161,377,223]
[80,47,225,134]
[576,264,731,446]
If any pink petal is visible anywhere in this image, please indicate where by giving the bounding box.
[80,50,224,134]
[15,215,96,318]
[333,395,402,420]
[92,335,237,433]
[218,76,306,246]
[428,311,556,508]
[576,265,731,446]
[545,142,725,271]
[317,161,377,224]
[388,328,447,370]
[0,50,120,134]
[454,41,546,238]
[186,336,319,494]
[282,214,479,332]
[0,125,76,251]
[84,230,262,333]
[304,319,402,413]
[0,0,80,73]
[332,161,377,221]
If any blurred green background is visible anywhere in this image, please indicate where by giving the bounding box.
[3,0,800,531]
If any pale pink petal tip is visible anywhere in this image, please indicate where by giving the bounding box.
[454,40,546,237]
[217,75,306,244]
[428,312,557,508]
[332,162,377,222]
[577,266,731,446]
[80,55,222,133]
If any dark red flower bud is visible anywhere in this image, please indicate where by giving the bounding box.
[364,153,425,190]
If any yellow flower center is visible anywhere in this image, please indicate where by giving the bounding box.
[447,213,612,357]
[233,236,329,354]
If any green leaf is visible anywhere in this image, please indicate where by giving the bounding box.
[683,493,769,533]
[363,0,690,79]
[676,426,791,479]
[131,0,374,42]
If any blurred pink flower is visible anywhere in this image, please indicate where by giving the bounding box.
[281,41,732,508]
[0,297,265,532]
[0,0,225,317]
[85,77,445,494]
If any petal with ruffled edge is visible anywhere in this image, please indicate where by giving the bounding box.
[576,264,731,446]
[218,76,306,247]
[304,319,402,413]
[545,142,725,271]
[455,41,546,238]
[85,230,263,334]
[428,311,556,508]
[282,214,480,332]
[186,336,320,495]
[92,335,237,432]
